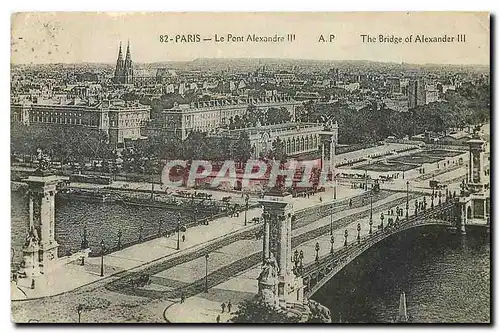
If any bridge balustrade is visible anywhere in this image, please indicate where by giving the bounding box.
[301,201,456,295]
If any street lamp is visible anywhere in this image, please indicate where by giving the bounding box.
[369,191,373,234]
[81,224,89,250]
[357,223,361,243]
[117,229,122,250]
[333,172,337,200]
[330,204,334,235]
[315,242,320,262]
[76,304,84,323]
[100,239,105,277]
[431,185,435,208]
[364,169,368,191]
[344,229,348,247]
[330,235,334,254]
[244,194,249,226]
[176,213,181,250]
[205,253,209,293]
[406,181,409,219]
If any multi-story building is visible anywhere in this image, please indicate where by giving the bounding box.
[158,95,302,140]
[408,79,426,109]
[11,99,150,148]
[425,85,440,104]
[218,122,326,158]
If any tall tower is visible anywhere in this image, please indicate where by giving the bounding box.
[114,42,124,83]
[123,40,134,84]
[18,151,62,278]
[467,136,487,192]
[114,41,134,84]
[258,191,304,309]
[456,131,490,233]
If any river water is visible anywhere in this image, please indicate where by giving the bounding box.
[11,188,490,323]
[312,226,490,323]
[11,188,184,262]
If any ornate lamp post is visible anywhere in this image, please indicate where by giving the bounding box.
[344,229,348,246]
[244,194,249,226]
[80,224,89,266]
[369,191,373,234]
[100,239,105,277]
[204,253,209,293]
[380,212,385,230]
[357,223,361,243]
[117,229,122,250]
[364,169,368,191]
[330,235,335,254]
[330,204,334,235]
[76,304,84,323]
[81,224,89,250]
[406,181,409,219]
[315,242,320,262]
[431,185,435,208]
[176,213,181,250]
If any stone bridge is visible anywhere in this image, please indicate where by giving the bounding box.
[298,200,457,298]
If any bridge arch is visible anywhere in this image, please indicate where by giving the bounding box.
[303,204,457,298]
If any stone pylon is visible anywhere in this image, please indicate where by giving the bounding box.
[258,190,304,309]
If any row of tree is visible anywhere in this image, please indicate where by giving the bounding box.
[224,105,292,130]
[297,82,490,144]
[11,123,114,165]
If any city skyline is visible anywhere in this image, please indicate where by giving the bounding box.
[11,12,490,65]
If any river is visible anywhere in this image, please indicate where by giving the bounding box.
[11,188,192,263]
[312,226,490,323]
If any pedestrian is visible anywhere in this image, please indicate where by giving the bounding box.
[319,197,322,203]
[227,301,232,313]
[180,293,185,303]
[182,234,185,242]
[216,314,220,323]
[221,302,226,313]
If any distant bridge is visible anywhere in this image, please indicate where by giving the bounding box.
[300,200,457,298]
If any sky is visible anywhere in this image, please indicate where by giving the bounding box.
[10,12,490,65]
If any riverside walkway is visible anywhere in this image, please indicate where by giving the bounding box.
[11,186,362,300]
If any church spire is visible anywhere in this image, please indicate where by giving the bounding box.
[125,40,131,62]
[117,41,123,61]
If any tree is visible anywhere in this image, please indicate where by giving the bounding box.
[267,137,287,162]
[233,132,253,163]
[230,298,299,323]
